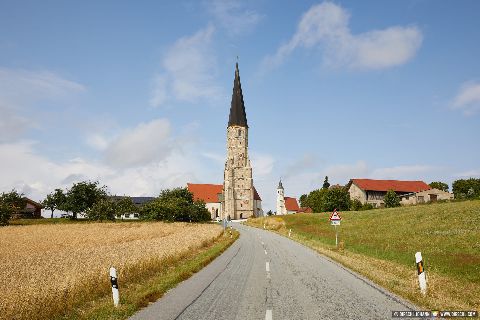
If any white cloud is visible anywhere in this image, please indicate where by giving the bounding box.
[150,25,221,107]
[0,67,85,142]
[251,152,275,180]
[0,67,85,106]
[0,104,30,143]
[371,164,438,180]
[453,169,480,178]
[262,2,422,71]
[206,0,262,35]
[104,118,172,168]
[452,81,480,116]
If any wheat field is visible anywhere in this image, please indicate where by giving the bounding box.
[0,222,222,320]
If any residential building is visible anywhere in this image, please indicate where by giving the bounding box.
[400,188,453,205]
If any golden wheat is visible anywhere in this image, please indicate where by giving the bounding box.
[0,222,222,320]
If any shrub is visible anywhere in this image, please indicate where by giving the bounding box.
[323,187,351,212]
[0,190,26,226]
[452,178,480,200]
[351,199,363,211]
[86,198,117,221]
[384,190,400,208]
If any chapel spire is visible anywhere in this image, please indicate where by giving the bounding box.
[228,62,248,128]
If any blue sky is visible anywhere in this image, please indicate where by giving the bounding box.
[1,0,479,211]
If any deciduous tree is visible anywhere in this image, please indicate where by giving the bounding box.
[0,190,26,226]
[42,189,66,219]
[429,181,449,192]
[384,189,400,208]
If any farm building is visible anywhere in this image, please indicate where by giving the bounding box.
[347,179,432,208]
[399,188,453,205]
[13,198,43,219]
[187,183,263,219]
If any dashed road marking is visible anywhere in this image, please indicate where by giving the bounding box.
[266,262,270,272]
[264,250,267,255]
[265,309,272,320]
[261,241,264,246]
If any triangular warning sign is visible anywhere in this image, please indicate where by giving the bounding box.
[329,209,341,221]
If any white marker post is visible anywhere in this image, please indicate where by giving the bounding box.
[288,229,291,237]
[415,252,427,295]
[110,267,120,307]
[263,223,266,229]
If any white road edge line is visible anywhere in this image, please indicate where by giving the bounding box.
[265,309,272,320]
[266,261,270,272]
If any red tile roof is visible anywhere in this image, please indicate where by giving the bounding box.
[297,207,313,213]
[284,197,300,211]
[187,183,261,203]
[351,179,430,193]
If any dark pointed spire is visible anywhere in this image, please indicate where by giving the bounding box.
[278,179,284,190]
[228,62,248,128]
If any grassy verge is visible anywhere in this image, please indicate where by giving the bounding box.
[52,229,238,320]
[247,200,480,311]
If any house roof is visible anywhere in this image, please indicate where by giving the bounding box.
[187,183,261,203]
[24,197,43,209]
[297,207,313,213]
[284,197,300,211]
[228,63,248,128]
[350,179,430,193]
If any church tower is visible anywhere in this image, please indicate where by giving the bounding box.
[276,179,286,215]
[223,63,255,220]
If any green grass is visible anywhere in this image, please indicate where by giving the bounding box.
[280,201,480,284]
[55,230,239,320]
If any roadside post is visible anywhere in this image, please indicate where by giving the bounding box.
[109,267,119,307]
[329,209,342,247]
[415,252,427,295]
[288,229,291,237]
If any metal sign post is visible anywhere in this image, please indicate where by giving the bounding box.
[329,209,342,248]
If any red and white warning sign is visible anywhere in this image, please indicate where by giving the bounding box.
[329,209,342,221]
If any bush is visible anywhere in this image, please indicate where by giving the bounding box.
[362,203,375,210]
[384,190,400,208]
[86,198,116,221]
[452,178,480,200]
[351,199,363,211]
[140,187,210,222]
[0,190,26,226]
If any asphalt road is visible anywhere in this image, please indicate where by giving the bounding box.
[130,223,416,320]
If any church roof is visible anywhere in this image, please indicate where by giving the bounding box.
[187,183,261,203]
[277,179,284,190]
[228,63,248,128]
[284,197,300,212]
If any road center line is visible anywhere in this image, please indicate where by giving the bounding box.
[265,309,272,320]
[264,249,267,255]
[266,261,270,272]
[261,241,264,246]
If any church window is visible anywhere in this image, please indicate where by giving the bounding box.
[238,129,241,137]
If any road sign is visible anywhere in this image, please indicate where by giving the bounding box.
[329,209,342,221]
[330,220,340,226]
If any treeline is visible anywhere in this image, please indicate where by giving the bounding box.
[0,181,210,226]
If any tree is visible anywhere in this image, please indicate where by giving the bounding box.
[140,187,210,222]
[115,197,137,218]
[299,194,308,208]
[384,189,400,208]
[323,187,351,212]
[452,178,480,199]
[429,181,449,192]
[0,190,26,226]
[351,199,362,211]
[306,188,329,213]
[42,189,66,219]
[86,198,117,221]
[322,176,330,189]
[63,181,108,219]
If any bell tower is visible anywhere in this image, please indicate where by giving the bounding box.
[222,63,255,220]
[276,179,286,215]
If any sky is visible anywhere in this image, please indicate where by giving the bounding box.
[1,0,479,212]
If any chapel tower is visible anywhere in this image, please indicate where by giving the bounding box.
[276,179,286,215]
[223,63,255,220]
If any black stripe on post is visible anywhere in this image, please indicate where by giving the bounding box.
[111,276,118,289]
[416,261,424,275]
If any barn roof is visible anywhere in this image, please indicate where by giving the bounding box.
[187,183,261,203]
[350,179,430,193]
[284,197,300,211]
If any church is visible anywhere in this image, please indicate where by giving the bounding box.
[187,63,263,220]
[276,179,300,215]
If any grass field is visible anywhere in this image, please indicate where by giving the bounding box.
[247,200,480,311]
[0,221,233,320]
